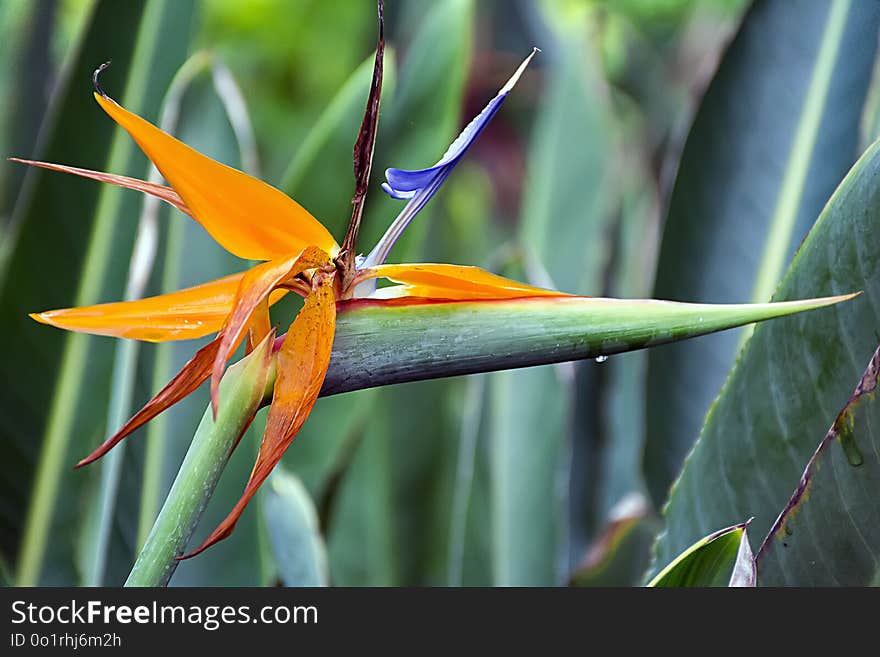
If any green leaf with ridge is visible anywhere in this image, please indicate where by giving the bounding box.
[0,0,54,223]
[652,138,880,583]
[644,0,880,508]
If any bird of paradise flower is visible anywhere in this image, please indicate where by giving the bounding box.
[12,7,854,560]
[13,18,568,555]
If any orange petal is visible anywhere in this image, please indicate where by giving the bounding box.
[76,334,227,467]
[363,263,569,300]
[8,158,191,216]
[210,246,331,416]
[32,273,237,341]
[94,92,339,260]
[30,273,289,342]
[181,275,337,558]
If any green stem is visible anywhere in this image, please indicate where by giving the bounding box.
[125,342,275,587]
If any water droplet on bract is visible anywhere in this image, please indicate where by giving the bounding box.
[594,355,608,364]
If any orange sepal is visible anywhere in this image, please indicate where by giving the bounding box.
[363,263,569,300]
[76,334,226,467]
[33,273,239,342]
[30,272,288,342]
[94,92,339,260]
[9,158,191,216]
[210,246,331,416]
[181,275,337,558]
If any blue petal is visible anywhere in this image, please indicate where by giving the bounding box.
[381,92,507,196]
[360,48,539,270]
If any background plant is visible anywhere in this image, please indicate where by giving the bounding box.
[1,0,877,587]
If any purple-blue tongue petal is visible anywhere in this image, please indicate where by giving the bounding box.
[361,48,539,269]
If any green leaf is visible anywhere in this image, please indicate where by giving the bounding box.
[756,345,880,586]
[322,294,853,396]
[2,0,196,586]
[644,0,880,507]
[519,32,615,296]
[446,374,488,586]
[262,466,328,587]
[489,364,570,585]
[652,138,880,584]
[648,522,754,587]
[326,409,396,585]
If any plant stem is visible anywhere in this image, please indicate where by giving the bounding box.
[125,343,275,587]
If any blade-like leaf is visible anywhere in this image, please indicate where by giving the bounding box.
[644,0,880,508]
[326,408,396,585]
[262,466,328,587]
[756,345,880,586]
[1,0,150,578]
[4,0,196,586]
[652,138,880,584]
[0,0,53,223]
[648,522,755,587]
